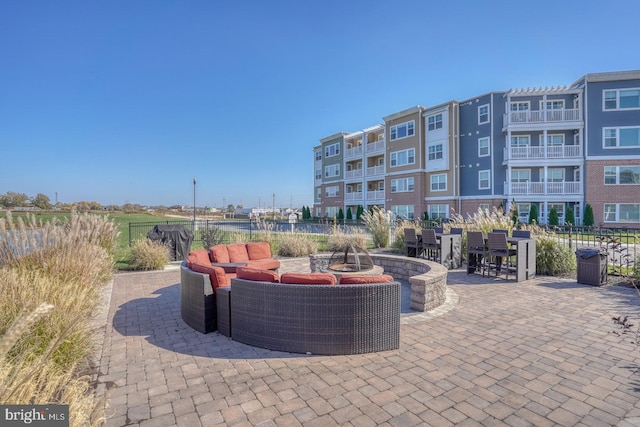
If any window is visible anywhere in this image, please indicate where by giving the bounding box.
[315,187,321,200]
[549,203,565,221]
[430,174,447,191]
[391,177,414,193]
[324,164,340,177]
[479,170,490,190]
[390,120,415,141]
[429,204,448,220]
[427,113,443,131]
[547,169,564,182]
[604,166,640,184]
[510,101,529,111]
[326,206,339,217]
[603,127,640,148]
[603,88,640,110]
[541,100,564,110]
[539,134,564,145]
[325,186,339,197]
[478,137,490,157]
[314,151,322,161]
[478,104,489,124]
[428,144,443,160]
[511,169,530,182]
[391,205,415,219]
[479,203,489,212]
[314,169,322,180]
[324,142,340,157]
[604,204,640,223]
[511,135,530,147]
[390,148,415,167]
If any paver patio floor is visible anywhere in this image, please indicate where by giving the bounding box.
[97,258,640,426]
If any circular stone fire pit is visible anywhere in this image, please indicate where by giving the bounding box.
[327,244,384,280]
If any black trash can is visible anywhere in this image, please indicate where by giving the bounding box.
[147,224,194,261]
[576,248,608,286]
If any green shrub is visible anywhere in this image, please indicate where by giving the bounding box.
[535,235,576,276]
[129,238,169,270]
[277,233,317,257]
[548,208,559,226]
[583,204,594,226]
[361,206,390,248]
[565,206,575,226]
[201,225,224,249]
[529,204,539,224]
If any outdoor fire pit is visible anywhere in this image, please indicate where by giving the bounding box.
[327,244,384,280]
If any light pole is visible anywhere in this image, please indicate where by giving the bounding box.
[272,193,275,220]
[193,177,197,225]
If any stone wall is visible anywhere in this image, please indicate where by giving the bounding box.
[309,253,448,312]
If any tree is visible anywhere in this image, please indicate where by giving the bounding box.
[356,205,364,220]
[584,203,595,227]
[337,208,344,221]
[423,211,429,221]
[31,193,52,210]
[89,201,102,211]
[565,206,575,225]
[510,200,519,225]
[548,207,559,226]
[529,204,538,224]
[0,191,29,207]
[346,207,352,220]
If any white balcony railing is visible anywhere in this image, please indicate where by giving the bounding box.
[345,169,363,179]
[345,145,363,158]
[366,165,385,176]
[345,192,364,202]
[504,144,582,160]
[506,181,581,196]
[366,140,384,152]
[366,190,385,200]
[503,108,581,127]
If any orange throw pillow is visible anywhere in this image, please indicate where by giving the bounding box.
[280,273,337,285]
[339,274,394,285]
[236,266,280,283]
[210,245,230,263]
[189,263,228,290]
[227,243,250,263]
[246,242,272,260]
[187,249,211,267]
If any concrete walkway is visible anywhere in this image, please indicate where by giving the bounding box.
[97,258,640,426]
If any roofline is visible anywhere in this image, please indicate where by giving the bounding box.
[382,105,424,122]
[573,70,640,86]
[457,91,506,104]
[422,100,458,115]
[319,132,348,144]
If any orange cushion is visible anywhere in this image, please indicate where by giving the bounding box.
[186,249,211,267]
[280,273,337,285]
[189,263,228,290]
[246,242,272,260]
[236,266,280,283]
[247,259,281,270]
[339,274,394,285]
[209,245,230,263]
[227,243,249,263]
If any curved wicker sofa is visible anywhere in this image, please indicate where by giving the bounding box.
[227,277,400,355]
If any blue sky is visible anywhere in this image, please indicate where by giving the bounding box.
[1,1,639,209]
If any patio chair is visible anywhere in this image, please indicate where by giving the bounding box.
[433,227,444,234]
[466,231,487,275]
[512,230,531,238]
[404,228,422,257]
[450,227,463,235]
[492,229,508,235]
[487,232,517,279]
[421,229,441,262]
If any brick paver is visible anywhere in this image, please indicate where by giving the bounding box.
[98,258,640,426]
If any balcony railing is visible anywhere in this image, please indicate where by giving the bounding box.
[345,145,363,158]
[345,169,363,179]
[345,192,364,202]
[506,181,582,196]
[366,165,385,176]
[504,144,582,160]
[366,190,385,200]
[366,140,384,152]
[503,108,581,127]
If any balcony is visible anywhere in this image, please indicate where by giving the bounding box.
[366,165,385,176]
[504,145,582,161]
[345,192,364,202]
[505,181,582,196]
[366,140,385,153]
[366,190,385,201]
[345,169,363,179]
[503,108,582,130]
[345,145,363,159]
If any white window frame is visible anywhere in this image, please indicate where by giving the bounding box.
[478,104,490,124]
[391,177,414,193]
[511,135,530,147]
[391,205,415,220]
[604,166,640,185]
[604,203,640,223]
[603,127,640,148]
[324,142,340,158]
[325,185,339,197]
[547,168,564,182]
[479,170,490,190]
[478,137,490,157]
[603,88,640,111]
[430,174,447,192]
[315,150,322,161]
[326,206,339,217]
[429,204,448,220]
[511,169,530,183]
[510,101,530,111]
[428,144,444,160]
[314,169,322,180]
[540,100,564,110]
[324,164,340,178]
[315,187,322,200]
[389,120,415,141]
[390,148,415,167]
[539,134,565,146]
[427,113,443,131]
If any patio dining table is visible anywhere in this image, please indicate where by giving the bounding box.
[483,235,536,282]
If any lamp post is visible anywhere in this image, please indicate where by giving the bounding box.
[193,177,197,225]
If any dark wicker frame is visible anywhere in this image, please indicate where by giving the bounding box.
[180,263,217,333]
[228,278,401,355]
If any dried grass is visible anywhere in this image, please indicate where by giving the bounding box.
[129,238,169,270]
[327,226,367,251]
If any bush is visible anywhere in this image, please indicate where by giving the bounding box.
[361,206,390,248]
[584,204,595,226]
[201,225,224,249]
[548,208,559,226]
[529,204,539,225]
[277,233,317,257]
[391,220,421,253]
[129,238,169,270]
[327,226,367,251]
[535,235,576,276]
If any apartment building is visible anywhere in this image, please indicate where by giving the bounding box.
[313,70,640,226]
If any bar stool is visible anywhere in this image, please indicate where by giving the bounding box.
[466,231,487,275]
[404,228,422,257]
[487,232,517,279]
[421,229,441,262]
